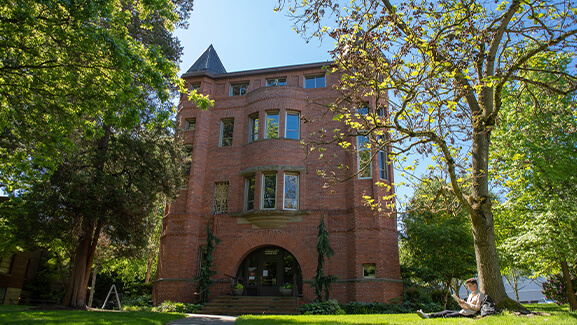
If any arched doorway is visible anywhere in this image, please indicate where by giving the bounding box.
[236,246,302,296]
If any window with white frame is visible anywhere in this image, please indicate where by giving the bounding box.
[283,174,299,210]
[265,111,279,139]
[357,133,372,178]
[285,111,300,139]
[249,114,259,142]
[230,82,249,96]
[262,174,277,209]
[245,176,256,211]
[213,182,229,214]
[379,148,388,180]
[220,119,234,147]
[304,74,325,89]
[266,78,287,86]
[185,118,196,131]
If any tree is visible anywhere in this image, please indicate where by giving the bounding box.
[276,0,577,309]
[311,217,337,302]
[491,52,577,310]
[400,178,476,308]
[15,120,185,308]
[0,0,211,191]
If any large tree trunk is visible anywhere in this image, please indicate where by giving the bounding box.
[560,260,577,311]
[64,125,110,308]
[63,219,102,308]
[470,123,508,302]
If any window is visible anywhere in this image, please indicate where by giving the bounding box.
[213,182,229,214]
[183,145,193,175]
[249,114,259,142]
[0,255,13,274]
[185,118,196,131]
[285,111,300,139]
[189,83,200,92]
[283,174,298,210]
[304,74,325,89]
[245,176,255,211]
[357,134,372,178]
[376,106,385,117]
[363,263,376,278]
[220,119,234,147]
[230,82,249,96]
[357,106,369,116]
[379,149,388,180]
[262,174,276,209]
[265,112,279,139]
[266,78,287,86]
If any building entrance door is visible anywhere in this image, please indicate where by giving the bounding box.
[236,246,301,296]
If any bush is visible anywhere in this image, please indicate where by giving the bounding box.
[155,300,203,313]
[123,294,153,307]
[542,270,577,306]
[300,300,344,315]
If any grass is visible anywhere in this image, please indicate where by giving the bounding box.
[235,304,577,325]
[0,305,186,325]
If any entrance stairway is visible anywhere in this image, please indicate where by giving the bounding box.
[200,296,300,316]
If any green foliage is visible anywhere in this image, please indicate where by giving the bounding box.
[123,294,153,307]
[0,0,194,192]
[300,300,344,315]
[399,178,476,307]
[311,217,337,302]
[155,300,203,314]
[277,0,577,305]
[542,269,577,306]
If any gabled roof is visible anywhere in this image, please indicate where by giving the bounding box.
[186,44,227,75]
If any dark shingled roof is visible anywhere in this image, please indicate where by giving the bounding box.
[186,44,227,75]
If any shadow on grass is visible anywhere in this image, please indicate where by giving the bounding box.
[0,308,185,325]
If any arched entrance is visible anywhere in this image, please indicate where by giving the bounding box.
[236,246,302,296]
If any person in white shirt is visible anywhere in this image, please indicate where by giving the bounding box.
[417,278,484,319]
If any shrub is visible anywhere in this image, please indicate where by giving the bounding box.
[155,300,203,313]
[123,294,153,307]
[300,299,344,315]
[542,270,577,306]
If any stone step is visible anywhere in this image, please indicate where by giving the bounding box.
[200,296,300,316]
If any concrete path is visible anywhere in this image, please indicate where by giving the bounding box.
[166,313,237,325]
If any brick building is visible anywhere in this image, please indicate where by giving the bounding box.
[153,45,402,304]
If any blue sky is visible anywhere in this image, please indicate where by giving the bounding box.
[174,0,335,74]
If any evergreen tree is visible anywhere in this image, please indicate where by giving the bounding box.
[312,217,337,302]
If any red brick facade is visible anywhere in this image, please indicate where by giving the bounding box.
[153,49,402,305]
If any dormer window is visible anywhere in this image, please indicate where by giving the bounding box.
[266,78,287,87]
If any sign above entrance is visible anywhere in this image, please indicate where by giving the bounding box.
[264,249,279,255]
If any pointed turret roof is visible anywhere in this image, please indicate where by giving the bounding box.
[186,44,227,75]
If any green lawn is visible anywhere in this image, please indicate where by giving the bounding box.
[0,305,186,325]
[1,303,576,325]
[235,304,577,325]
